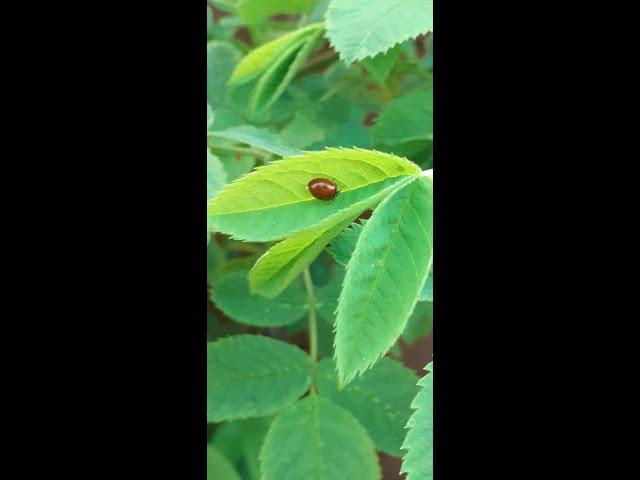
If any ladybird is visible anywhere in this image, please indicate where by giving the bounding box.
[308,178,338,201]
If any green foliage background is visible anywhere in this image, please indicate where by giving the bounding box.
[207,1,433,479]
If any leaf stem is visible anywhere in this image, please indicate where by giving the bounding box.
[303,267,318,392]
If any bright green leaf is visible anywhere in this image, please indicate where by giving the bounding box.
[326,0,433,64]
[207,148,421,242]
[208,41,242,107]
[249,216,354,298]
[249,26,325,116]
[335,174,433,387]
[207,445,242,480]
[401,362,433,480]
[238,0,315,24]
[260,395,381,480]
[210,125,302,157]
[372,90,433,145]
[207,335,312,422]
[316,357,418,457]
[229,23,322,85]
[208,150,228,200]
[362,45,402,84]
[210,270,308,327]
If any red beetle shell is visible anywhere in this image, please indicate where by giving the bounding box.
[308,178,338,201]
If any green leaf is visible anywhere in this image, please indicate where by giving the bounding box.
[260,395,381,480]
[210,419,256,465]
[316,357,419,457]
[207,445,242,480]
[249,26,325,116]
[326,0,433,64]
[207,103,215,130]
[210,270,308,327]
[229,23,322,85]
[219,153,255,182]
[238,0,315,24]
[418,265,433,302]
[210,125,302,157]
[401,362,433,480]
[241,418,271,480]
[208,150,228,201]
[249,216,354,298]
[313,107,372,149]
[207,335,312,422]
[209,107,245,130]
[402,301,433,344]
[326,219,368,267]
[207,148,421,242]
[307,0,331,24]
[279,113,325,149]
[316,267,345,325]
[362,45,402,84]
[335,174,433,387]
[207,239,226,282]
[372,90,433,145]
[208,41,243,107]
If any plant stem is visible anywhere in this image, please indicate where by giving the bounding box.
[303,267,318,378]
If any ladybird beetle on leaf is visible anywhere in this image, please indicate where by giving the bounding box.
[308,178,338,201]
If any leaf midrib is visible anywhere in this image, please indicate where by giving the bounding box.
[209,174,407,216]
